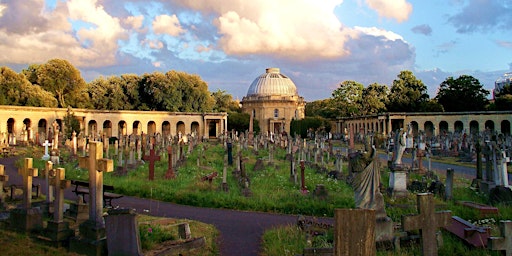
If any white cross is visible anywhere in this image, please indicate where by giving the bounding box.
[42,140,52,160]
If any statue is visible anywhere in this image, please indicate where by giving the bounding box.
[392,123,411,167]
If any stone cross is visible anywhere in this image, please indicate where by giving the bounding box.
[0,165,9,209]
[78,141,114,227]
[300,160,307,194]
[402,193,451,256]
[18,158,39,209]
[42,140,52,160]
[488,220,512,255]
[164,145,175,179]
[49,167,71,223]
[143,148,161,181]
[43,161,54,211]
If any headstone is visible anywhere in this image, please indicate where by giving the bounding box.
[164,145,176,179]
[444,168,454,201]
[227,142,233,166]
[72,131,77,156]
[52,120,59,150]
[105,208,143,256]
[0,165,9,210]
[488,220,512,255]
[44,167,73,244]
[143,149,161,181]
[334,209,375,256]
[221,154,229,192]
[43,161,54,215]
[70,141,114,256]
[300,160,307,194]
[402,193,451,256]
[42,140,52,160]
[9,158,43,232]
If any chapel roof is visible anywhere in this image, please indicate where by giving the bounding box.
[246,68,298,97]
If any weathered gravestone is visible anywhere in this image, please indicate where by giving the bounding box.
[402,193,451,256]
[70,141,114,256]
[143,148,160,181]
[9,158,43,232]
[0,165,9,210]
[42,161,54,215]
[164,145,176,179]
[42,167,73,245]
[105,208,143,256]
[488,220,512,255]
[334,209,375,256]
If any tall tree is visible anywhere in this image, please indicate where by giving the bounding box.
[36,59,90,108]
[212,89,240,112]
[305,98,339,118]
[88,76,133,110]
[361,83,389,115]
[0,66,57,107]
[331,80,364,117]
[435,75,489,112]
[387,70,429,112]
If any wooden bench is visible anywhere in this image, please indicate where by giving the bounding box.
[201,172,218,184]
[70,180,123,207]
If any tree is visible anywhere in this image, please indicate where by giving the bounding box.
[361,83,389,115]
[331,80,364,117]
[0,66,57,107]
[211,89,240,112]
[36,59,90,108]
[495,95,512,110]
[305,99,339,119]
[435,75,489,112]
[227,112,259,134]
[87,76,132,110]
[387,70,430,112]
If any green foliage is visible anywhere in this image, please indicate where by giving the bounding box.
[63,108,81,140]
[227,111,260,134]
[212,89,241,112]
[361,82,389,115]
[0,66,57,107]
[387,70,430,112]
[331,80,364,117]
[261,225,306,256]
[139,224,175,250]
[305,98,339,118]
[495,94,512,110]
[435,75,489,112]
[291,117,331,138]
[35,59,90,108]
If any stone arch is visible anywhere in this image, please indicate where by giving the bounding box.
[191,121,200,135]
[424,121,434,137]
[38,119,48,143]
[162,121,171,137]
[103,120,112,138]
[410,121,419,137]
[7,118,15,134]
[208,120,217,137]
[501,120,511,135]
[454,121,464,134]
[470,121,479,135]
[22,118,32,143]
[485,120,495,132]
[176,121,185,135]
[118,121,127,138]
[147,121,156,135]
[132,121,141,135]
[88,120,98,137]
[439,121,448,134]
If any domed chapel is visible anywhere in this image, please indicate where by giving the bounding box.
[241,68,306,135]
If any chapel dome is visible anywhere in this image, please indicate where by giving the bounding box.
[246,68,298,97]
[495,72,512,95]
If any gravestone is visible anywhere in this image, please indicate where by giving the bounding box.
[444,168,454,201]
[143,148,161,181]
[42,140,52,160]
[164,145,176,179]
[105,208,143,256]
[221,154,229,192]
[44,167,73,245]
[9,158,43,232]
[488,220,512,255]
[402,193,451,256]
[0,165,9,210]
[43,161,54,215]
[70,141,114,256]
[227,142,233,166]
[300,160,308,194]
[334,209,375,256]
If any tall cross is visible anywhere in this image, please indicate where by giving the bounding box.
[49,167,71,223]
[42,140,52,160]
[143,148,160,181]
[78,141,113,226]
[18,158,38,209]
[164,146,175,179]
[488,220,512,255]
[402,193,451,256]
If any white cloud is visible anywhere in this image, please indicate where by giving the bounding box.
[153,14,185,36]
[354,26,405,41]
[0,4,6,17]
[124,15,144,30]
[178,0,356,60]
[365,0,412,23]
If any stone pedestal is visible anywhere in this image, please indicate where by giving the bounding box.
[388,168,408,197]
[42,220,74,246]
[375,217,394,242]
[480,180,496,195]
[9,208,43,232]
[105,208,142,256]
[65,200,89,225]
[69,220,107,256]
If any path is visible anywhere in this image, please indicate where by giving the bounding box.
[0,155,504,255]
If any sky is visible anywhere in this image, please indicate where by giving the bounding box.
[0,0,511,102]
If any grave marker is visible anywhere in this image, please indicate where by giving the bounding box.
[334,209,375,256]
[143,148,161,181]
[488,220,512,255]
[105,208,143,256]
[402,193,451,256]
[0,165,8,209]
[165,145,176,179]
[42,140,52,160]
[45,167,73,243]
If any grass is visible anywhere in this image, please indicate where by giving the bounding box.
[8,141,512,255]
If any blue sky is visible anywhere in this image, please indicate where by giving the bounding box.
[0,0,510,101]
